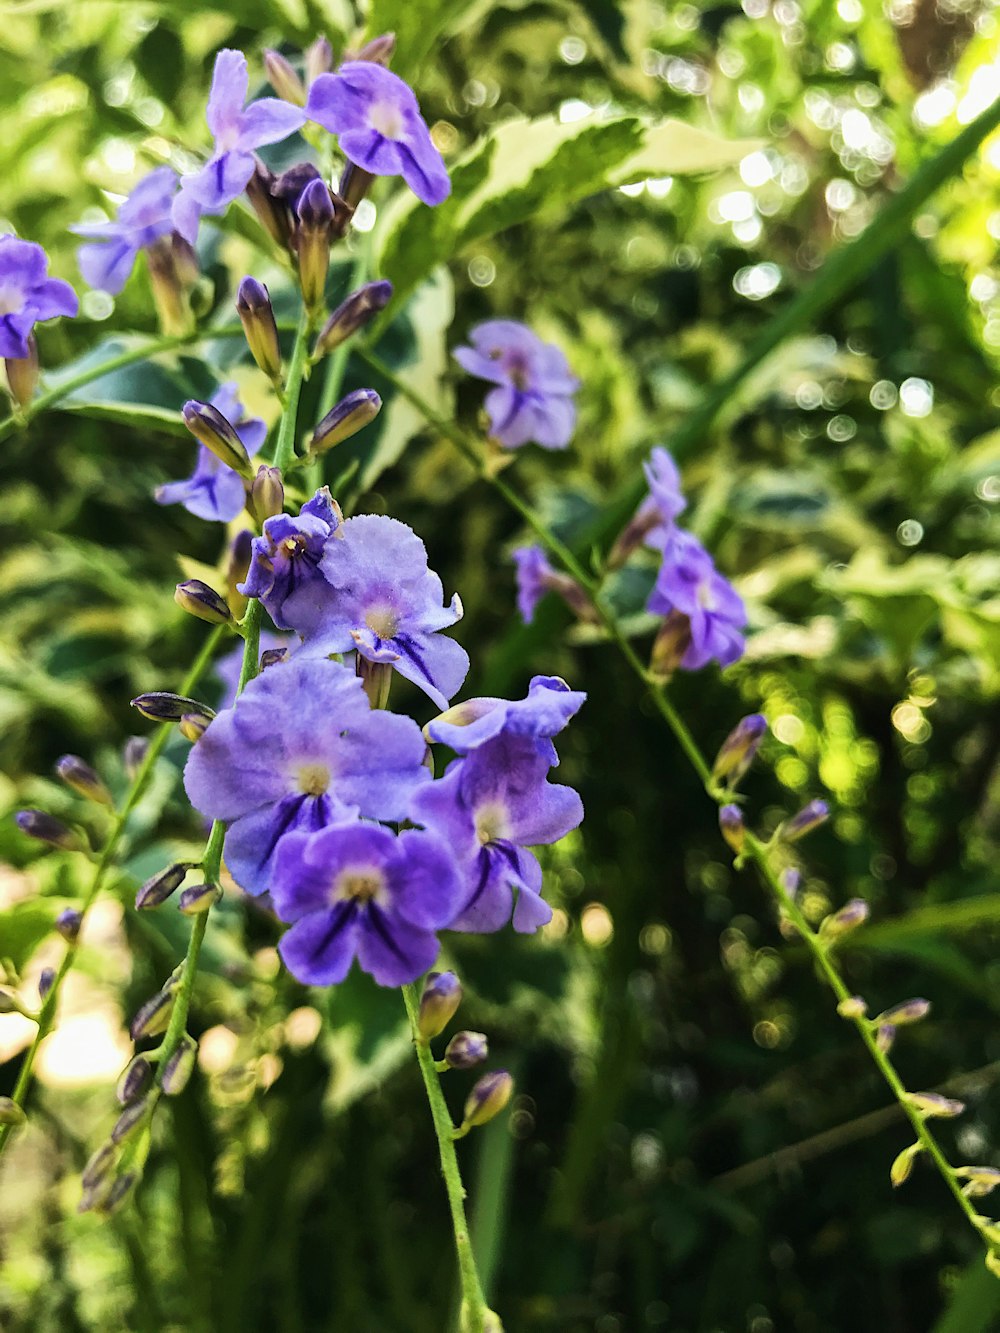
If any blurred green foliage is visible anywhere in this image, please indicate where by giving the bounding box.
[2,1,1000,1330]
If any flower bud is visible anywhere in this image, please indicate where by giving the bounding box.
[6,334,39,408]
[55,754,113,807]
[780,799,830,844]
[718,804,745,855]
[237,277,282,383]
[116,1055,154,1106]
[146,237,192,335]
[135,862,192,911]
[876,1024,895,1054]
[0,1096,26,1127]
[55,907,82,942]
[907,1091,965,1118]
[339,162,375,212]
[819,898,869,938]
[225,528,253,620]
[780,868,801,899]
[111,1097,152,1144]
[38,967,55,1002]
[246,160,292,251]
[123,736,148,779]
[273,162,322,207]
[249,465,285,526]
[314,280,393,356]
[308,388,382,457]
[0,992,21,1014]
[179,713,211,743]
[417,971,462,1041]
[129,988,176,1041]
[890,1141,923,1188]
[955,1167,1000,1198]
[175,579,233,626]
[98,1170,139,1216]
[711,714,767,787]
[81,1141,119,1190]
[875,998,930,1027]
[15,810,85,852]
[178,882,222,915]
[131,693,215,723]
[649,611,692,680]
[461,1070,514,1131]
[161,1033,198,1096]
[296,179,335,311]
[444,1031,489,1070]
[306,34,334,82]
[182,400,254,479]
[259,647,289,671]
[352,32,396,66]
[837,995,868,1020]
[263,49,306,105]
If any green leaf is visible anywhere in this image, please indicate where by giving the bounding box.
[376,112,761,311]
[0,901,58,972]
[365,0,479,80]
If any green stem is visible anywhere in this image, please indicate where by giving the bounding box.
[274,310,312,472]
[0,622,227,1156]
[401,983,497,1333]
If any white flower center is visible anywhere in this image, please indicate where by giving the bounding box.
[0,283,23,317]
[369,101,405,140]
[696,577,717,611]
[295,762,330,796]
[365,605,399,639]
[475,802,509,846]
[333,868,386,905]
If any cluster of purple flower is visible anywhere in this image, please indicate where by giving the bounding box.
[183,495,585,987]
[514,447,747,671]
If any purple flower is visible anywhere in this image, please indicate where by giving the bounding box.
[611,448,687,565]
[155,383,266,523]
[183,657,430,895]
[173,49,306,244]
[305,62,450,207]
[454,321,578,450]
[272,823,463,986]
[72,167,178,295]
[513,545,555,624]
[239,487,342,630]
[291,515,468,710]
[426,675,585,766]
[213,630,291,708]
[0,236,78,359]
[647,529,746,670]
[410,734,583,934]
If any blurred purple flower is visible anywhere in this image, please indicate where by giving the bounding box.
[240,487,342,630]
[155,382,266,523]
[611,447,687,565]
[648,528,746,670]
[0,236,78,359]
[72,167,179,295]
[512,545,555,625]
[454,320,578,450]
[306,62,450,206]
[173,49,306,243]
[183,657,429,895]
[426,675,585,767]
[273,823,463,986]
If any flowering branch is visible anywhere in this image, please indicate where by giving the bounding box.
[359,345,1000,1268]
[0,622,228,1157]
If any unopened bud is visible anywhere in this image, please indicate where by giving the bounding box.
[81,1141,119,1190]
[876,998,930,1027]
[6,334,40,408]
[339,162,375,211]
[110,1097,152,1144]
[308,388,382,457]
[246,160,291,251]
[444,1031,489,1070]
[179,713,211,743]
[130,693,215,723]
[296,179,335,310]
[56,907,82,942]
[649,610,692,679]
[718,804,745,855]
[182,400,253,479]
[135,862,192,911]
[837,995,868,1020]
[98,1170,139,1215]
[15,810,85,852]
[249,466,284,525]
[147,237,191,335]
[955,1167,1000,1198]
[263,49,306,105]
[161,1034,198,1096]
[712,714,768,788]
[907,1091,965,1119]
[0,992,20,1014]
[890,1141,923,1188]
[38,967,55,1002]
[352,32,396,66]
[0,1096,26,1127]
[305,34,334,82]
[876,1023,896,1054]
[236,277,282,382]
[780,799,830,844]
[123,736,148,780]
[175,579,233,626]
[178,882,221,915]
[225,528,253,620]
[55,754,113,807]
[461,1070,514,1131]
[259,647,289,671]
[116,1056,154,1106]
[417,971,462,1041]
[819,898,870,938]
[130,988,176,1041]
[314,280,393,356]
[780,868,801,899]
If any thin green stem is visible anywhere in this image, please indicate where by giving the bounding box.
[0,622,227,1155]
[274,310,313,472]
[401,983,498,1333]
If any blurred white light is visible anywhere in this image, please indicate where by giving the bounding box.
[558,98,592,124]
[914,83,956,129]
[559,36,587,64]
[899,376,933,418]
[646,176,673,198]
[733,262,781,300]
[825,178,857,212]
[740,150,773,187]
[958,62,1000,124]
[352,200,377,232]
[897,519,924,546]
[715,189,756,223]
[732,217,763,243]
[870,380,898,410]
